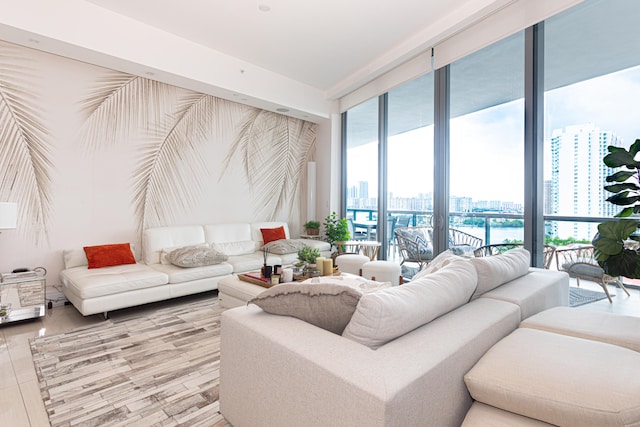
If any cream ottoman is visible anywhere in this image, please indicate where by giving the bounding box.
[334,254,369,276]
[218,275,268,309]
[464,327,640,427]
[361,260,402,286]
[520,306,640,352]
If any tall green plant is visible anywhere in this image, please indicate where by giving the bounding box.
[592,140,640,278]
[323,212,350,252]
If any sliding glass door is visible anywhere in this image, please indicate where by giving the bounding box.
[449,32,525,246]
[345,97,378,233]
[386,74,434,259]
[544,0,640,245]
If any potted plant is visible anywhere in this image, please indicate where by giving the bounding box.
[297,245,321,265]
[297,245,321,277]
[303,220,321,236]
[323,212,350,253]
[591,139,640,278]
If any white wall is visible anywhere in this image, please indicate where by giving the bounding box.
[0,40,316,303]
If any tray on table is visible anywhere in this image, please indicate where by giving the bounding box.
[238,269,341,288]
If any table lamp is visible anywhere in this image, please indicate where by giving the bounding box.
[0,202,17,232]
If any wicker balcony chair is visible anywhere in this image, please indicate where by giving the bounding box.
[473,243,557,269]
[394,226,434,270]
[449,229,483,256]
[554,245,631,303]
[394,227,483,269]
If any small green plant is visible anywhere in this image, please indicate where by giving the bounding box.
[303,220,320,229]
[303,220,321,235]
[323,212,350,252]
[297,245,320,264]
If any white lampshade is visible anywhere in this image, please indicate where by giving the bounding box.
[0,202,17,229]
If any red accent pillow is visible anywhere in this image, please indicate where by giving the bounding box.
[261,226,286,245]
[84,243,136,269]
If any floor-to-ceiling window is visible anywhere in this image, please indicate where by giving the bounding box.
[449,32,525,245]
[345,97,379,230]
[544,0,640,246]
[342,0,640,269]
[387,73,434,259]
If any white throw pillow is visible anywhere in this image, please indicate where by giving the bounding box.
[342,260,478,349]
[412,250,465,280]
[470,248,530,298]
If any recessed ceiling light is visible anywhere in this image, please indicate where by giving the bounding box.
[276,108,289,113]
[258,4,271,12]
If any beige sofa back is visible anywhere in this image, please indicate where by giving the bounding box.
[220,298,522,427]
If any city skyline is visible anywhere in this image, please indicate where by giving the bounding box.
[347,65,640,214]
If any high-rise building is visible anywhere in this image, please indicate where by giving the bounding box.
[358,181,369,200]
[550,124,622,240]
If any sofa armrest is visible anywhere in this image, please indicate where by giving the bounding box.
[220,305,386,427]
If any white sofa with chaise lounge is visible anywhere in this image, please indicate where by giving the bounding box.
[219,249,570,427]
[60,221,330,316]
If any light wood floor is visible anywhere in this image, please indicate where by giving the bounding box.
[1,283,639,426]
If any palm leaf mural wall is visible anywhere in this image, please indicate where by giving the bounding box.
[0,42,53,244]
[79,69,316,240]
[221,109,317,221]
[133,92,223,233]
[78,70,174,149]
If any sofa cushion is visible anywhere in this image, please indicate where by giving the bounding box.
[143,225,206,265]
[463,402,556,426]
[149,262,232,284]
[249,283,363,335]
[61,264,168,299]
[165,245,228,267]
[83,243,136,269]
[224,253,282,273]
[261,238,308,255]
[212,240,258,256]
[160,243,209,264]
[521,306,640,352]
[342,260,478,349]
[479,268,569,320]
[470,248,530,298]
[464,328,640,427]
[261,226,286,245]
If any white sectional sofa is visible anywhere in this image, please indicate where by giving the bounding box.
[219,249,570,427]
[60,221,330,316]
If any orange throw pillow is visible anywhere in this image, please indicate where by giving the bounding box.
[261,226,286,245]
[84,243,136,269]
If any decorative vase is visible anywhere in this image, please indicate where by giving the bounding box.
[306,228,319,236]
[261,265,272,278]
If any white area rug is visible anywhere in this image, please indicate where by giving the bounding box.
[30,298,228,426]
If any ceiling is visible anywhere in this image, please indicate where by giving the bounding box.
[85,0,487,96]
[0,0,523,120]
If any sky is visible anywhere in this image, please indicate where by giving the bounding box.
[347,65,640,205]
